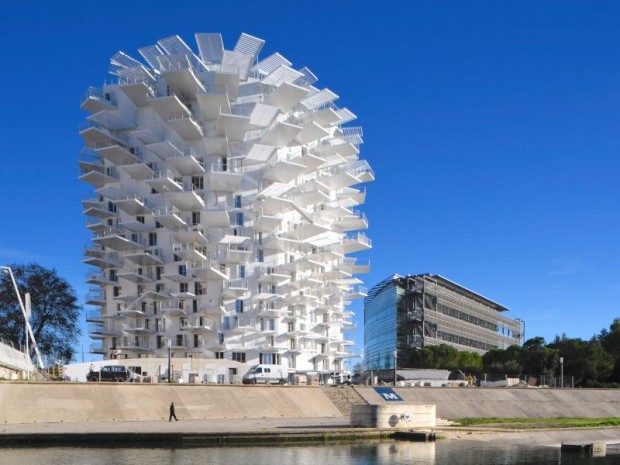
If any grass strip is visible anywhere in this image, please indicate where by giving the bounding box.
[453,418,620,429]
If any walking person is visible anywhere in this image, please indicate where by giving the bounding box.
[169,402,178,421]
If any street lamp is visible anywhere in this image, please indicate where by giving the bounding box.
[167,339,172,384]
[559,356,564,389]
[1,266,44,370]
[393,350,398,386]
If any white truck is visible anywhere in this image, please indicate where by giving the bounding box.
[242,364,288,385]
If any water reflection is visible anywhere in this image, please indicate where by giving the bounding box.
[0,441,618,465]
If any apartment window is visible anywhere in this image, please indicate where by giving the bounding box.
[234,195,242,208]
[109,269,117,282]
[174,254,182,262]
[136,215,145,224]
[113,286,120,297]
[289,356,296,369]
[218,333,225,345]
[192,176,204,190]
[192,211,201,225]
[176,335,184,346]
[257,249,264,263]
[192,299,198,313]
[157,335,163,349]
[178,264,187,276]
[235,212,244,226]
[232,352,246,363]
[156,266,163,280]
[155,318,161,332]
[149,232,157,247]
[235,300,244,314]
[179,282,188,293]
[288,322,295,332]
[238,265,246,279]
[268,319,275,331]
[194,334,200,348]
[155,284,164,292]
[215,351,224,359]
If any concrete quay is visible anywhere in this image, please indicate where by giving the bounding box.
[1,383,620,448]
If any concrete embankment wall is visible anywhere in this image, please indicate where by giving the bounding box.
[0,383,341,424]
[355,386,620,419]
[3,383,620,425]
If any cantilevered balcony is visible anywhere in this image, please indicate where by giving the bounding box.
[146,169,183,193]
[152,205,187,228]
[343,285,367,300]
[118,78,156,107]
[79,160,119,188]
[216,108,250,141]
[172,242,207,261]
[180,316,214,334]
[89,342,106,355]
[221,243,253,264]
[86,309,103,323]
[342,232,372,254]
[118,336,152,353]
[88,321,123,338]
[82,199,117,219]
[166,148,205,176]
[96,144,141,166]
[81,86,117,113]
[160,300,188,316]
[221,279,249,299]
[207,161,243,192]
[117,266,155,284]
[188,259,228,280]
[203,202,231,228]
[124,247,164,267]
[257,265,290,284]
[319,160,375,189]
[344,257,370,274]
[282,216,331,241]
[164,186,205,211]
[85,270,117,286]
[260,121,302,148]
[83,246,124,269]
[285,181,331,207]
[332,210,369,232]
[79,120,128,149]
[264,81,308,112]
[171,224,208,245]
[123,320,154,335]
[196,91,230,121]
[85,288,106,306]
[160,62,206,101]
[223,316,254,335]
[294,120,330,145]
[252,212,281,233]
[112,194,152,216]
[263,154,306,184]
[92,228,145,252]
[197,297,226,315]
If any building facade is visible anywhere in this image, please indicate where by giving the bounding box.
[80,32,373,382]
[364,274,523,370]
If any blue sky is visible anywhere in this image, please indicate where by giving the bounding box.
[1,1,619,362]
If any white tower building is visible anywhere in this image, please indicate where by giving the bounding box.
[80,32,373,382]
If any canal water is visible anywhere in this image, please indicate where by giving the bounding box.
[1,441,619,465]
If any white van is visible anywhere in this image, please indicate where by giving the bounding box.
[242,364,288,384]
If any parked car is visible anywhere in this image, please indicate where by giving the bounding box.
[242,364,288,384]
[87,365,140,382]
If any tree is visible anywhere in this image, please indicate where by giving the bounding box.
[549,335,614,386]
[0,263,81,365]
[599,319,620,383]
[482,345,523,375]
[521,337,558,383]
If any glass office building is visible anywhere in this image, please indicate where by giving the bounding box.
[364,274,523,370]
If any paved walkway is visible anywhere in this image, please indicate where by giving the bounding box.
[2,417,620,449]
